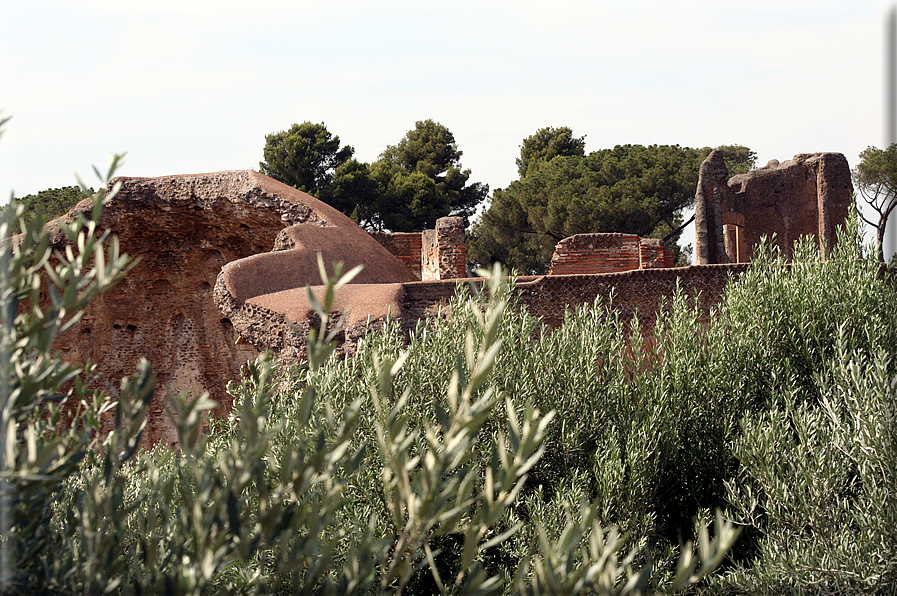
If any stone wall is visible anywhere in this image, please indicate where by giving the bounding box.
[229,264,749,362]
[695,151,853,264]
[40,169,757,449]
[514,264,746,331]
[549,233,675,275]
[46,170,417,448]
[373,216,468,280]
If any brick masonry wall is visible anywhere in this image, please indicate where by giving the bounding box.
[639,238,675,268]
[549,233,675,275]
[436,217,468,279]
[370,218,467,281]
[696,153,854,264]
[401,264,748,336]
[421,217,467,280]
[514,264,748,332]
[369,231,423,279]
[220,264,751,383]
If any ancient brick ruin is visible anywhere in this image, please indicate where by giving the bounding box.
[214,178,733,363]
[41,158,855,447]
[695,151,853,264]
[549,233,675,275]
[44,171,417,447]
[368,231,422,277]
[371,216,468,280]
[372,227,673,279]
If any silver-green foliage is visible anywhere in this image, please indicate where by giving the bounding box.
[24,118,897,592]
[713,227,897,594]
[0,166,735,596]
[0,149,154,593]
[262,269,742,594]
[721,346,897,594]
[301,215,897,594]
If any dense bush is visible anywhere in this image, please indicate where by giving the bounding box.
[2,186,93,231]
[0,151,734,592]
[3,125,895,591]
[260,217,897,594]
[715,236,897,593]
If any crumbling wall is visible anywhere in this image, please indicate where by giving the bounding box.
[695,151,853,263]
[373,216,468,281]
[549,233,675,275]
[515,265,746,331]
[369,231,422,278]
[226,264,748,362]
[48,170,416,448]
[639,238,675,269]
[694,150,732,264]
[422,216,467,280]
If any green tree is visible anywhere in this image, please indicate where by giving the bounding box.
[4,185,93,232]
[469,144,700,273]
[469,142,754,274]
[516,126,586,177]
[378,119,487,229]
[715,144,756,176]
[325,158,382,227]
[368,160,450,232]
[854,144,897,262]
[259,121,354,196]
[328,119,488,231]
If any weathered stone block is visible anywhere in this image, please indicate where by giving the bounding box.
[695,152,853,264]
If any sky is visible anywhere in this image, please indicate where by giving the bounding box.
[0,0,892,250]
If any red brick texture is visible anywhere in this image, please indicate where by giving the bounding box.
[430,216,467,280]
[371,217,468,281]
[549,234,675,275]
[369,232,423,279]
[401,264,748,336]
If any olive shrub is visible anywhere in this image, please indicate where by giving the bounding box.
[0,133,735,594]
[14,115,897,592]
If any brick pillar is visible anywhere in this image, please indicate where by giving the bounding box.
[421,217,467,280]
[724,225,739,263]
[436,216,467,279]
[639,238,669,269]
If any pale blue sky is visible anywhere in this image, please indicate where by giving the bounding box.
[0,0,890,234]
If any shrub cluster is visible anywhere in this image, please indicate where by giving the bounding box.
[0,161,734,593]
[2,147,895,593]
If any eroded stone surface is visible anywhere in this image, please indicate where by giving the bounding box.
[49,170,366,447]
[694,152,853,263]
[215,211,418,359]
[694,150,731,265]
